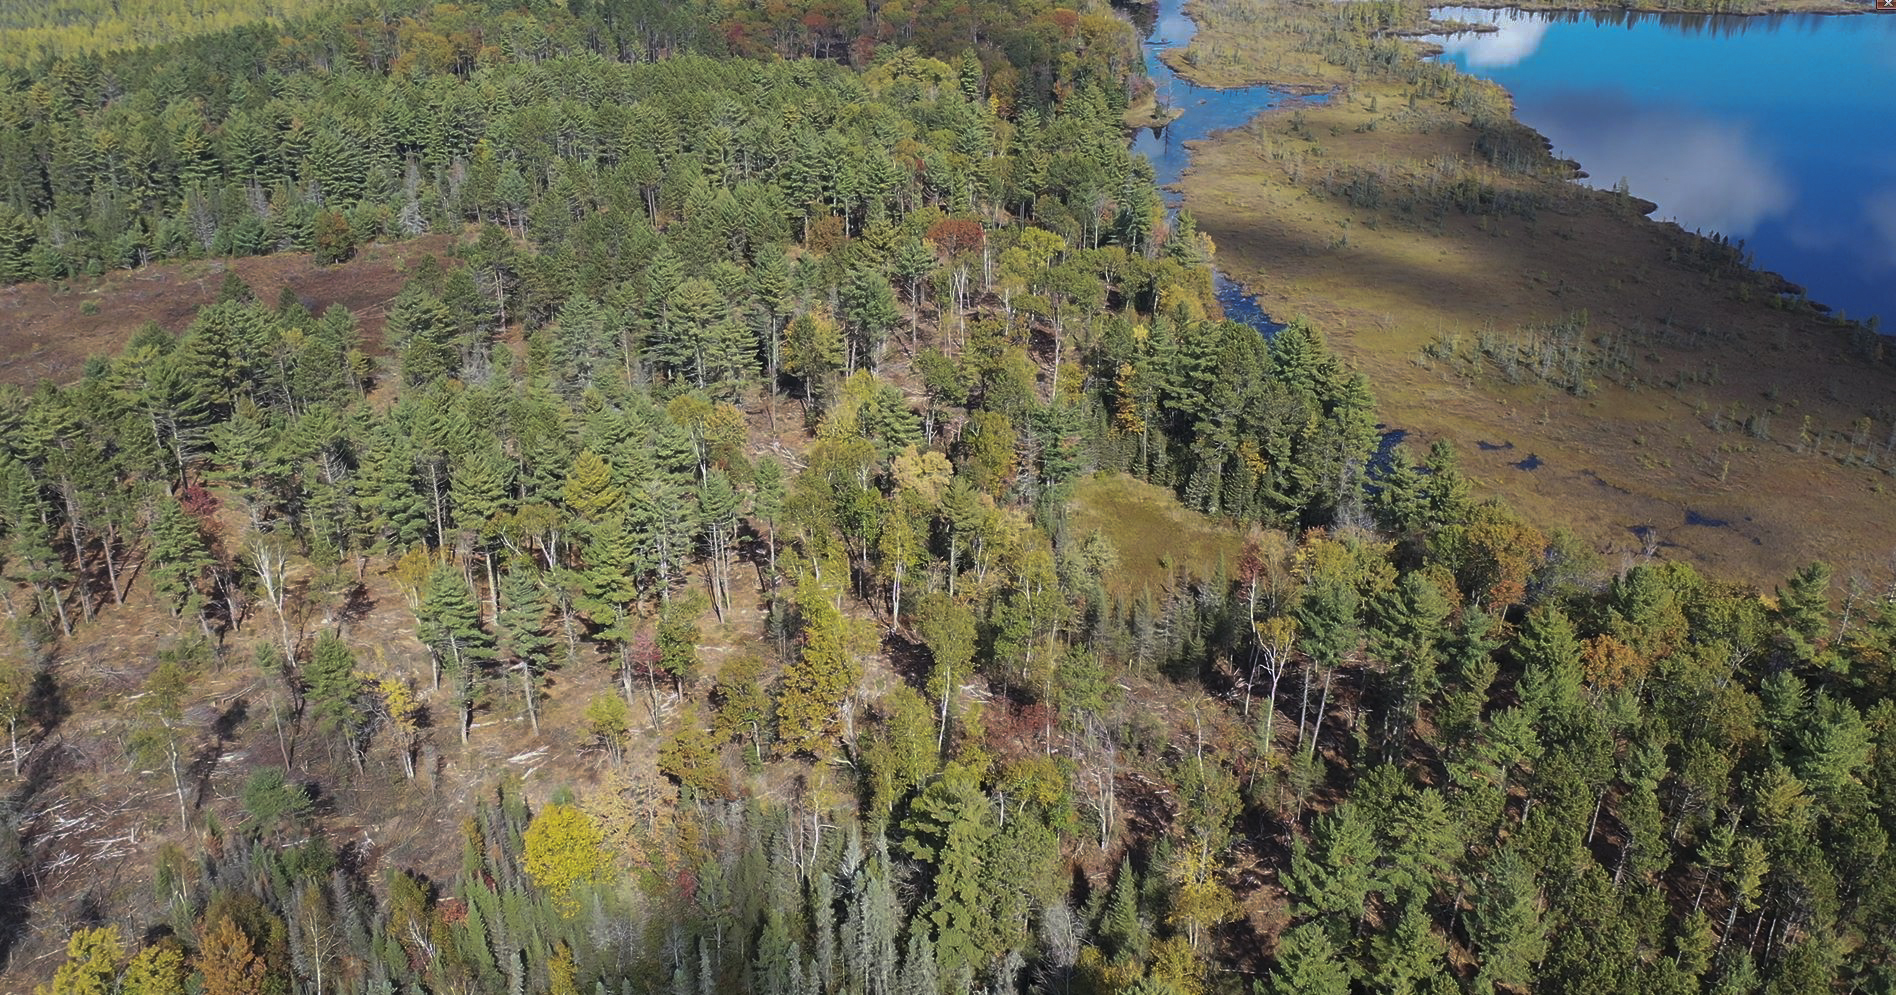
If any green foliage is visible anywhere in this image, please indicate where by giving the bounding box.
[239,768,312,836]
[10,5,1896,994]
[899,762,998,977]
[775,574,867,757]
[1262,922,1351,995]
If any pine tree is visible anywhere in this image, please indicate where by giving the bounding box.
[842,269,900,371]
[1282,801,1379,928]
[1263,922,1351,995]
[784,312,844,408]
[304,630,363,751]
[1295,570,1360,760]
[562,449,623,531]
[629,472,697,601]
[1366,894,1450,995]
[776,574,865,757]
[752,456,786,577]
[1514,604,1584,718]
[699,469,740,618]
[1469,849,1550,992]
[147,496,213,621]
[1368,570,1449,755]
[1776,561,1833,666]
[498,566,551,735]
[419,562,494,743]
[353,420,429,553]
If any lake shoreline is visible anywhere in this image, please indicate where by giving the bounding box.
[1158,0,1870,90]
[1148,0,1896,585]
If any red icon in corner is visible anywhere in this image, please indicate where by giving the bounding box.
[1881,0,1896,12]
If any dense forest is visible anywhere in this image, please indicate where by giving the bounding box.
[2,0,1894,993]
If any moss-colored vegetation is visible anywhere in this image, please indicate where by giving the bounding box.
[0,0,340,64]
[1069,472,1249,596]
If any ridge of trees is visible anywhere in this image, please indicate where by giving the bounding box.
[3,0,1895,993]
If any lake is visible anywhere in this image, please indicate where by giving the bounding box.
[1425,5,1896,328]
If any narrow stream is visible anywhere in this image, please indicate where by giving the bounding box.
[1128,0,1328,333]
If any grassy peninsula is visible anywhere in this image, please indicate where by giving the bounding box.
[1165,0,1895,587]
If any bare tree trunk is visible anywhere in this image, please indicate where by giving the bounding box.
[521,662,539,735]
[1309,666,1335,762]
[102,523,124,605]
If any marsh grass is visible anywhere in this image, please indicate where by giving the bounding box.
[1166,0,1896,583]
[1068,473,1246,598]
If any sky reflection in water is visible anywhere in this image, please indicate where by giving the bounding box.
[1427,6,1896,325]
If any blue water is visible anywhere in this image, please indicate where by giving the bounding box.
[1132,0,1328,331]
[1426,6,1896,327]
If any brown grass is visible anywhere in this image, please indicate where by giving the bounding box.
[0,235,463,387]
[1163,0,1896,588]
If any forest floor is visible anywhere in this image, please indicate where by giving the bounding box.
[1165,0,1896,589]
[0,234,461,387]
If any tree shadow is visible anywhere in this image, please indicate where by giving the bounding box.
[0,738,77,966]
[191,697,248,810]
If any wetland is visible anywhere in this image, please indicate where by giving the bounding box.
[1140,0,1896,583]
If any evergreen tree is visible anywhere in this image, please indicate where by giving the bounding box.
[498,566,551,735]
[419,562,494,744]
[776,574,865,757]
[304,631,362,749]
[1262,922,1351,995]
[1470,849,1550,992]
[147,496,213,621]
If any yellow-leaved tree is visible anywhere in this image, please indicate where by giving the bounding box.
[36,926,123,995]
[523,803,611,916]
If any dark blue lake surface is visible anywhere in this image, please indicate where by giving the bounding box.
[1131,0,1327,331]
[1426,6,1896,327]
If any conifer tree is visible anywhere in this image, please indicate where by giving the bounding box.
[1283,801,1379,929]
[1263,922,1352,995]
[776,573,865,757]
[498,566,551,735]
[1295,570,1360,760]
[699,469,740,619]
[1470,849,1550,992]
[148,496,213,622]
[1099,856,1149,963]
[304,630,362,743]
[1514,604,1585,718]
[896,931,937,995]
[419,562,494,744]
[752,455,786,579]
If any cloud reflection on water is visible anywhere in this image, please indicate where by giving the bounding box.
[1864,192,1896,271]
[1525,92,1793,238]
[1430,8,1552,68]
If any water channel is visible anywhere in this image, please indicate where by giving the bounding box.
[1128,0,1326,333]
